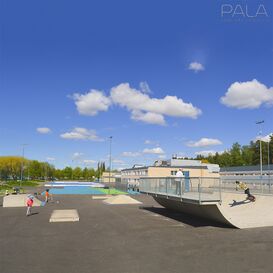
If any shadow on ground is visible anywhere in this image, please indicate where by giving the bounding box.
[140,205,230,228]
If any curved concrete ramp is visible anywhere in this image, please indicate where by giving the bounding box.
[153,192,273,229]
[217,193,273,229]
[3,194,42,207]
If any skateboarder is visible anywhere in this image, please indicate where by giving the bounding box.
[26,195,34,216]
[235,181,255,201]
[45,189,50,203]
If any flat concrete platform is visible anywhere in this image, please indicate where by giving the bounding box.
[49,209,79,222]
[1,194,273,273]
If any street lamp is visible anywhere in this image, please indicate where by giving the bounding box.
[256,121,264,177]
[109,136,113,194]
[20,144,28,189]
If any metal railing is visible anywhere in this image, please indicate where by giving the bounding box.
[139,177,222,204]
[220,175,273,194]
[139,176,273,204]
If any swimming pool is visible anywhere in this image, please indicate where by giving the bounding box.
[45,186,104,195]
[44,181,105,188]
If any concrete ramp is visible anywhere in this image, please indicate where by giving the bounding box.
[103,195,142,205]
[217,193,273,229]
[3,194,42,207]
[153,192,273,229]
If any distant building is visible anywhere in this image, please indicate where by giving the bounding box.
[101,171,121,183]
[220,164,273,176]
[118,158,220,190]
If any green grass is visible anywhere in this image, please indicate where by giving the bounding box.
[0,181,39,196]
[98,188,127,195]
[5,181,40,187]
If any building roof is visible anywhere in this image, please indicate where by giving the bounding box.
[220,164,273,173]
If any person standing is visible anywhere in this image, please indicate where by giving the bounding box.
[26,195,34,216]
[175,169,184,195]
[45,189,50,203]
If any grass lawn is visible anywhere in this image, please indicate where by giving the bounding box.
[0,181,40,196]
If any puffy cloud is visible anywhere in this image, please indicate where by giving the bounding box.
[122,152,141,157]
[131,110,166,125]
[139,81,152,94]
[220,79,273,109]
[46,157,55,161]
[187,138,222,147]
[73,152,84,159]
[194,150,217,157]
[111,83,201,121]
[37,127,51,134]
[255,133,273,143]
[72,82,201,126]
[83,159,96,164]
[188,62,205,72]
[73,90,111,116]
[143,147,165,154]
[60,128,103,141]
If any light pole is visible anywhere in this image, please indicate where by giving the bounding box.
[256,121,264,192]
[109,136,113,194]
[20,144,28,190]
[256,121,264,177]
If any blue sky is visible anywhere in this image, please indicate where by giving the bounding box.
[1,0,272,169]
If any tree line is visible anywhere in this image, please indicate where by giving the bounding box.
[195,136,273,167]
[0,156,107,181]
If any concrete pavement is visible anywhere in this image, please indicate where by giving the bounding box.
[1,194,273,273]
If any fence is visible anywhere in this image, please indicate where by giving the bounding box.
[139,176,273,204]
[220,175,273,194]
[139,177,222,204]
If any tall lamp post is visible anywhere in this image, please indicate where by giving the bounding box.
[20,144,28,190]
[109,136,113,194]
[256,120,264,192]
[256,121,264,176]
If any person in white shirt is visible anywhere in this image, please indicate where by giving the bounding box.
[175,169,184,195]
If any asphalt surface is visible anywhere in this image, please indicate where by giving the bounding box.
[1,193,273,273]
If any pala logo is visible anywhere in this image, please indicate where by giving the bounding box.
[221,4,269,18]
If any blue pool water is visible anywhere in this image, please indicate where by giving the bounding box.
[44,186,104,195]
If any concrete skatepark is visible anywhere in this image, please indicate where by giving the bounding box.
[1,193,273,273]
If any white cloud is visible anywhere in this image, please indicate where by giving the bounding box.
[83,159,96,164]
[144,139,158,145]
[110,83,201,124]
[46,157,55,161]
[112,159,125,164]
[188,62,205,72]
[187,138,222,147]
[131,110,166,125]
[73,90,111,116]
[139,81,152,94]
[143,147,165,154]
[60,128,103,141]
[220,79,273,109]
[72,82,202,126]
[72,152,84,159]
[195,150,217,157]
[122,152,141,157]
[255,133,273,143]
[158,154,166,159]
[37,127,51,134]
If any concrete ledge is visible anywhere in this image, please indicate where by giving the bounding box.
[3,194,42,207]
[49,209,79,223]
